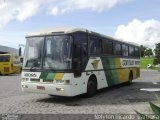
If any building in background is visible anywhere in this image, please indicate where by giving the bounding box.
[0,45,18,54]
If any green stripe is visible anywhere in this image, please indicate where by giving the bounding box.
[101,57,119,86]
[39,72,48,79]
[46,73,55,80]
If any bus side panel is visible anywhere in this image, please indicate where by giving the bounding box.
[12,66,21,73]
[115,58,129,83]
[101,57,140,87]
[132,67,140,79]
[101,56,119,86]
[85,57,108,90]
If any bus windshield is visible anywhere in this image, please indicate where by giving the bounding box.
[0,55,10,62]
[24,35,73,70]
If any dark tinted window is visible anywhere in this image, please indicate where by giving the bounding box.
[73,33,87,58]
[135,47,140,57]
[122,44,128,56]
[89,37,101,55]
[114,43,122,55]
[129,46,134,56]
[73,33,88,70]
[0,55,10,62]
[102,40,113,55]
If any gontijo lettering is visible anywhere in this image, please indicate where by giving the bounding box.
[121,59,140,67]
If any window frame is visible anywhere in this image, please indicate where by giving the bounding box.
[129,45,134,57]
[102,39,113,55]
[114,42,122,56]
[122,44,129,57]
[89,36,102,56]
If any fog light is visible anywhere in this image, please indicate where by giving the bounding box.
[22,85,28,88]
[56,88,64,91]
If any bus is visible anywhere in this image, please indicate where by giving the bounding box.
[0,54,22,75]
[21,27,140,97]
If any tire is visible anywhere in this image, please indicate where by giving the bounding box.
[128,72,133,85]
[86,77,97,97]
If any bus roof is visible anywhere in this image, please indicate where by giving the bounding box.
[0,54,11,56]
[26,27,139,47]
[26,27,87,36]
[0,53,18,56]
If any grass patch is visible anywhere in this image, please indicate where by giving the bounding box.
[140,57,160,70]
[140,57,154,69]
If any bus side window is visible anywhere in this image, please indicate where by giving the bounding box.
[134,47,140,57]
[122,44,128,57]
[129,46,134,57]
[114,42,122,56]
[102,39,113,55]
[89,37,101,55]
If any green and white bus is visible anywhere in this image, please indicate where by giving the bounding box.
[21,27,140,97]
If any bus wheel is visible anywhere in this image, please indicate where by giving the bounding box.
[128,72,133,85]
[86,77,97,97]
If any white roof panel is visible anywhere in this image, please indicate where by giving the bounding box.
[26,27,139,46]
[26,27,88,36]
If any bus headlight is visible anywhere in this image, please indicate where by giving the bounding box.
[56,88,64,91]
[56,80,70,84]
[22,85,28,88]
[65,80,70,84]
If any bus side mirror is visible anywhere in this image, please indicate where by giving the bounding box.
[19,47,21,56]
[73,45,82,77]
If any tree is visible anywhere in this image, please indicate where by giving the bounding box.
[144,48,153,57]
[153,43,160,65]
[140,45,147,57]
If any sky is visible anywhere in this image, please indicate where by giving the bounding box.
[0,0,160,49]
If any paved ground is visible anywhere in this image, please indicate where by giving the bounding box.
[0,70,160,119]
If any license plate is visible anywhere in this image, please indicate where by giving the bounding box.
[37,86,45,90]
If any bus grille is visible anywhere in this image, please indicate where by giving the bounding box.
[30,79,40,82]
[4,67,9,72]
[43,79,53,83]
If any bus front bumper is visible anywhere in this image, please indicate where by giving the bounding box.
[21,82,76,97]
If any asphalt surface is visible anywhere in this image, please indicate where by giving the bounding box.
[0,70,160,119]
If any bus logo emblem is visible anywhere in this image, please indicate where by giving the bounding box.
[91,60,99,69]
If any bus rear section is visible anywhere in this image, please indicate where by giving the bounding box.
[0,54,21,75]
[0,54,13,75]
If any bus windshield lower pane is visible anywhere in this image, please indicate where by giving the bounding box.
[24,35,72,70]
[24,37,44,68]
[43,35,72,70]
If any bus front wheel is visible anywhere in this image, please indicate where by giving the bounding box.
[86,77,97,97]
